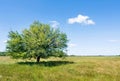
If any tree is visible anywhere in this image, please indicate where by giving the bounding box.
[0,52,6,56]
[7,21,68,62]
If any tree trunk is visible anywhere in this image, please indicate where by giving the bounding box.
[36,56,40,62]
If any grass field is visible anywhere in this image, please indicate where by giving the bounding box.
[0,56,120,81]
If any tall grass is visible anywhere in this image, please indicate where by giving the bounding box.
[0,56,120,81]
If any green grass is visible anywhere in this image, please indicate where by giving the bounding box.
[0,56,120,81]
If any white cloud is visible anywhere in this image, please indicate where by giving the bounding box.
[68,14,95,25]
[108,40,119,42]
[3,40,7,43]
[49,21,60,28]
[68,43,77,48]
[77,48,120,56]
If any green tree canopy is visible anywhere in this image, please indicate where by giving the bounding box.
[7,21,68,62]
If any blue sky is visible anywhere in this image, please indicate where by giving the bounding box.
[0,0,120,55]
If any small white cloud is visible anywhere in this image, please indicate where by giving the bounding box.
[87,20,95,25]
[3,40,7,43]
[49,21,60,28]
[68,43,77,48]
[108,40,119,42]
[68,14,95,25]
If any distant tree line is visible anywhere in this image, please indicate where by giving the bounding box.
[0,52,6,56]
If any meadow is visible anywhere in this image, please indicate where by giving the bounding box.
[0,56,120,81]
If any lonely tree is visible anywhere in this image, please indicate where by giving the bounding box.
[7,21,68,62]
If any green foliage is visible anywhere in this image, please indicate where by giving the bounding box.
[7,21,68,61]
[0,52,6,56]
